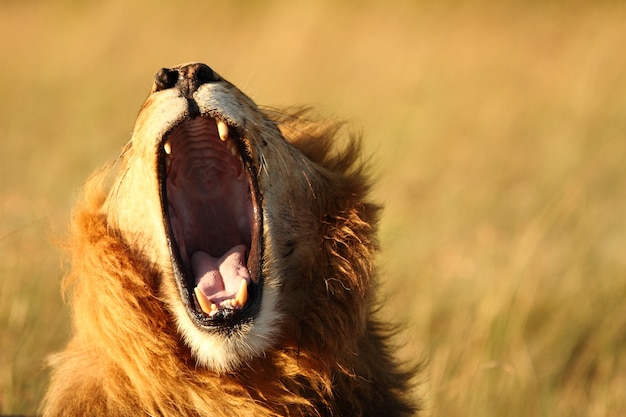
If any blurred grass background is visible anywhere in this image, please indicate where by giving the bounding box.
[1,0,626,415]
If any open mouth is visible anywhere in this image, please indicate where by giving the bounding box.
[159,115,263,328]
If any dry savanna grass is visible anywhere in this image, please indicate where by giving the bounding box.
[1,0,625,415]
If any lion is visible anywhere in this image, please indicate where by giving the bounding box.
[43,63,417,416]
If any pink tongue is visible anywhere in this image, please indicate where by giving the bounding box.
[191,245,250,304]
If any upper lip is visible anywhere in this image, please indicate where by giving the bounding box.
[158,115,263,328]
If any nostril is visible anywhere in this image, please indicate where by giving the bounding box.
[154,68,179,92]
[194,64,221,84]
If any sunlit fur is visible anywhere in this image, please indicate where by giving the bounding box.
[43,69,417,416]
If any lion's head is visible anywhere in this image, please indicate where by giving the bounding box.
[44,62,416,416]
[104,63,377,373]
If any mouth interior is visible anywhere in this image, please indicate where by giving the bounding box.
[163,116,257,318]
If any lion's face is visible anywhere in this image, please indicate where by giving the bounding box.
[104,63,325,372]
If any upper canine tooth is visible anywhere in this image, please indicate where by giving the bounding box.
[217,120,229,141]
[163,140,171,155]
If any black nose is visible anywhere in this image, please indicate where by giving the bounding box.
[153,63,221,95]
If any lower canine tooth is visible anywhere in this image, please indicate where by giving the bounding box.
[194,287,214,315]
[234,280,248,309]
[163,140,171,155]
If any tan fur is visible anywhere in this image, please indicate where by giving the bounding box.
[43,64,417,416]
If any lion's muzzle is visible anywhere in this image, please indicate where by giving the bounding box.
[152,64,265,334]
